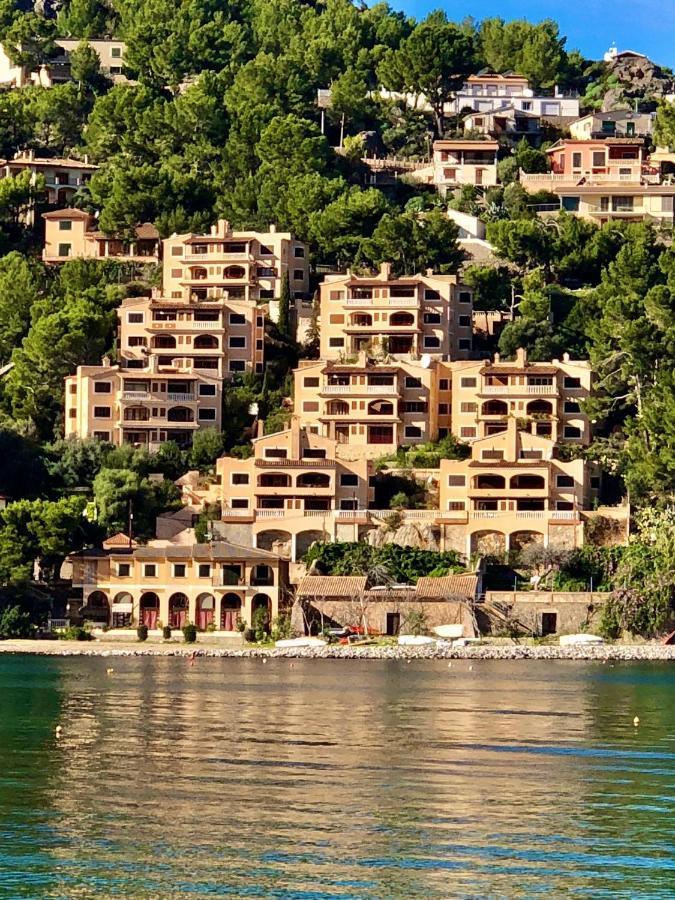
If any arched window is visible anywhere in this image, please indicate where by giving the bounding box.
[224,265,245,279]
[194,335,219,349]
[167,406,194,422]
[368,399,394,415]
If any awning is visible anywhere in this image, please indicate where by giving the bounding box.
[111,602,133,614]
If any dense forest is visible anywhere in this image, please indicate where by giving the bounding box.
[0,1,672,637]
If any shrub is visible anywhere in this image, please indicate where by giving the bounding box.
[270,614,293,641]
[0,605,35,639]
[162,625,172,640]
[136,624,148,642]
[182,623,197,643]
[402,609,428,636]
[60,625,92,641]
[243,627,256,642]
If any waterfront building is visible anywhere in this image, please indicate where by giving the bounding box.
[293,352,453,456]
[162,219,310,305]
[448,349,592,445]
[43,209,160,264]
[319,263,473,361]
[216,417,373,562]
[65,293,264,449]
[432,140,499,193]
[68,536,287,631]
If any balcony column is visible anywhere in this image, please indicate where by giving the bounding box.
[291,532,298,563]
[158,593,170,629]
[504,532,511,555]
[188,593,198,626]
[465,532,472,562]
[214,593,223,631]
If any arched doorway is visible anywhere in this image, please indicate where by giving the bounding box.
[295,530,325,560]
[83,590,110,624]
[221,593,241,631]
[510,530,545,553]
[251,593,271,634]
[140,592,159,629]
[112,591,133,628]
[168,592,188,629]
[470,530,506,557]
[256,530,292,559]
[196,593,215,631]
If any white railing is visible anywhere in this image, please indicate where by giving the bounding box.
[221,508,253,517]
[122,391,150,400]
[470,510,503,519]
[322,383,398,395]
[551,510,577,520]
[255,509,285,518]
[526,385,557,395]
[515,511,546,519]
[167,393,195,402]
[344,296,420,307]
[481,384,557,396]
[335,509,369,519]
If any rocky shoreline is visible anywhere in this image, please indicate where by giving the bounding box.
[0,639,674,661]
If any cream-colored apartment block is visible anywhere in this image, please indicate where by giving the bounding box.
[65,293,264,449]
[43,209,160,264]
[0,39,128,88]
[68,537,287,631]
[217,417,373,561]
[293,353,453,457]
[438,418,591,557]
[163,219,310,304]
[433,140,499,193]
[0,152,97,224]
[449,349,592,445]
[319,264,473,361]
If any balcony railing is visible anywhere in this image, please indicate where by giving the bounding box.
[122,390,150,400]
[321,383,398,395]
[481,384,557,396]
[254,458,335,468]
[167,392,195,402]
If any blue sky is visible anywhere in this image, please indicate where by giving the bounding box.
[395,1,675,68]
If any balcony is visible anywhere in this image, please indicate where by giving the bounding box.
[167,392,196,402]
[344,296,422,307]
[121,390,150,400]
[254,458,335,468]
[221,507,255,520]
[481,384,558,396]
[320,383,399,396]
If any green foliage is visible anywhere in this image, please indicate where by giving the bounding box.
[194,502,221,543]
[479,18,567,88]
[305,541,464,584]
[60,625,92,641]
[0,605,34,639]
[360,208,464,275]
[136,624,148,642]
[182,622,197,642]
[402,608,428,636]
[92,468,181,539]
[189,428,224,472]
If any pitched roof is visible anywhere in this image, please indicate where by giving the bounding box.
[42,208,92,221]
[297,576,368,598]
[415,575,479,600]
[103,532,137,549]
[130,540,280,562]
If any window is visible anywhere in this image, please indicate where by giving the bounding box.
[458,339,472,350]
[93,431,110,440]
[438,403,449,415]
[118,563,131,576]
[562,196,580,212]
[302,449,326,459]
[259,290,274,299]
[460,402,477,413]
[458,315,471,327]
[556,475,574,488]
[303,401,319,412]
[111,46,122,58]
[439,378,449,391]
[329,337,344,348]
[423,312,441,324]
[171,246,183,256]
[405,376,422,388]
[293,246,305,258]
[572,151,582,169]
[447,475,466,486]
[264,448,288,459]
[460,377,476,388]
[404,425,422,438]
[93,406,111,418]
[564,425,582,439]
[590,476,600,490]
[521,101,532,111]
[199,384,216,396]
[482,450,503,460]
[564,401,581,413]
[127,312,144,324]
[198,408,217,421]
[198,564,210,578]
[564,376,582,389]
[128,336,147,347]
[447,501,465,511]
[303,377,319,388]
[592,151,605,167]
[328,314,344,324]
[58,243,71,257]
[424,289,440,300]
[58,220,72,231]
[232,473,249,485]
[170,268,182,277]
[229,360,246,372]
[458,291,471,304]
[143,564,156,578]
[173,564,187,578]
[460,426,476,438]
[404,401,427,413]
[423,336,441,349]
[94,382,111,393]
[229,336,246,349]
[293,269,304,281]
[340,474,358,487]
[229,313,246,325]
[231,498,249,508]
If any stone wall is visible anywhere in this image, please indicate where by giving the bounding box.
[482,591,610,636]
[293,598,475,637]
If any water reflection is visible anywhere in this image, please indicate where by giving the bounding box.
[0,658,673,897]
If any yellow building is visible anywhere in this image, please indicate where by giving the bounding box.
[43,209,160,264]
[438,418,593,557]
[293,353,453,456]
[68,536,288,632]
[319,263,473,360]
[65,293,264,449]
[216,418,373,562]
[432,140,499,193]
[163,219,310,304]
[448,349,592,444]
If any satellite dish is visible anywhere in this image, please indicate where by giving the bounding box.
[420,354,432,369]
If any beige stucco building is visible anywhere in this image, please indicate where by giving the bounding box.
[0,39,128,88]
[163,219,310,304]
[438,418,593,557]
[0,152,98,223]
[448,349,592,444]
[68,535,287,632]
[43,209,160,264]
[319,264,473,361]
[65,293,264,449]
[432,140,499,193]
[293,353,453,456]
[216,418,374,563]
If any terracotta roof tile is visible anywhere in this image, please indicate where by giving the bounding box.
[415,575,478,600]
[297,576,368,598]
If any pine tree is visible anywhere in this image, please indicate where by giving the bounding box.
[277,270,291,339]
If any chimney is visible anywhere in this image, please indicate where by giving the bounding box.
[269,224,276,234]
[101,355,111,367]
[379,262,392,281]
[516,347,526,366]
[562,352,570,362]
[426,267,433,277]
[83,154,89,165]
[493,352,500,363]
[256,419,264,439]
[290,415,300,459]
